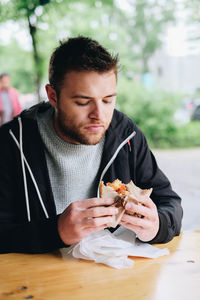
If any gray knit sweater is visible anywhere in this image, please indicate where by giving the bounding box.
[37,107,105,214]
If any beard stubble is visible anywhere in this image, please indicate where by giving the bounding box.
[56,109,107,145]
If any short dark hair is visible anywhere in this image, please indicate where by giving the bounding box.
[48,36,119,94]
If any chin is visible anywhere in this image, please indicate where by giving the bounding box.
[82,134,105,145]
[83,138,102,145]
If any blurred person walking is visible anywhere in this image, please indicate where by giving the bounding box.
[0,73,22,126]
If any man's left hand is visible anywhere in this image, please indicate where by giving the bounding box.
[120,195,159,242]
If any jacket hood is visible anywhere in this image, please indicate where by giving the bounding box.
[19,101,50,120]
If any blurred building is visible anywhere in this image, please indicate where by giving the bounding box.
[149,19,200,95]
[149,51,200,94]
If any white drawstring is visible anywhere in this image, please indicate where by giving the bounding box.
[9,118,49,221]
[97,131,136,197]
[18,117,30,221]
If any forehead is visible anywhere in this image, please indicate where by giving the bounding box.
[61,70,117,93]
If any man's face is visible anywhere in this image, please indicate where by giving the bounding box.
[0,75,10,89]
[47,70,117,145]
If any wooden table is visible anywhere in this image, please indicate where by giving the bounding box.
[0,230,200,300]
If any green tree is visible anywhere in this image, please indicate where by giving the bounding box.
[0,0,53,101]
[185,0,200,23]
[117,0,176,74]
[184,0,200,47]
[0,0,175,100]
[0,40,35,93]
[0,0,114,101]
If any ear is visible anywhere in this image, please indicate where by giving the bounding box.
[45,84,58,108]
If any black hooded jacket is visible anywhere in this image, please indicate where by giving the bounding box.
[0,102,183,253]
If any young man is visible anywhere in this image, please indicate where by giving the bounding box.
[0,36,183,253]
[0,73,21,125]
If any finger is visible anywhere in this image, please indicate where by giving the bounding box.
[121,220,159,242]
[83,206,118,218]
[82,225,106,236]
[78,197,115,209]
[125,202,150,219]
[120,221,143,232]
[128,195,155,208]
[84,216,114,228]
[121,214,150,229]
[120,221,149,239]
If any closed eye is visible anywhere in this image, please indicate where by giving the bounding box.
[73,93,117,106]
[103,95,116,104]
[103,99,112,104]
[76,101,90,106]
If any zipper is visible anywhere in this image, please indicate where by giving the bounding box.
[97,131,136,197]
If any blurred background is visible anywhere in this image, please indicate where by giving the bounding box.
[0,0,199,230]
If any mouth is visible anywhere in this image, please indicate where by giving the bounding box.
[84,124,104,133]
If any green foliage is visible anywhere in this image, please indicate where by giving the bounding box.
[0,40,35,93]
[183,0,200,45]
[0,0,176,95]
[116,76,200,148]
[184,0,200,23]
[173,122,200,148]
[116,0,176,73]
[0,0,115,99]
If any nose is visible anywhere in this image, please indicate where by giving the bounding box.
[89,100,103,120]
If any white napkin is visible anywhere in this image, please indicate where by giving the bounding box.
[64,227,169,269]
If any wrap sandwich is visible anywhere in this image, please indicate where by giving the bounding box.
[100,179,153,228]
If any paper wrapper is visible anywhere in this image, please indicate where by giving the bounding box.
[62,227,169,269]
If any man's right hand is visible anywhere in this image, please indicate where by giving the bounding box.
[57,198,118,245]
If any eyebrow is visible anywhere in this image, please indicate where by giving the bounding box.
[71,93,117,99]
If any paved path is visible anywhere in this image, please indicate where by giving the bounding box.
[153,148,200,231]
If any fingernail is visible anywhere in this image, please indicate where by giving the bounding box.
[115,208,119,213]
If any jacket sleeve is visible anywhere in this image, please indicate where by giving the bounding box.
[0,125,66,254]
[132,127,183,244]
[0,217,66,254]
